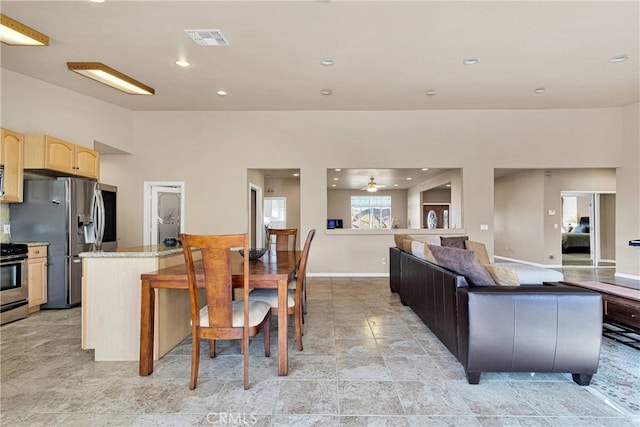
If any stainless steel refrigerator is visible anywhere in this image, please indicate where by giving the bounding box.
[10,177,117,308]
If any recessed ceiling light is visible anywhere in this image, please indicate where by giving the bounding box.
[534,87,546,94]
[426,90,437,96]
[334,168,341,171]
[610,55,629,63]
[406,177,412,180]
[331,184,337,187]
[393,184,399,187]
[446,184,452,187]
[321,59,334,66]
[333,177,339,181]
[293,173,300,177]
[421,168,429,171]
[463,58,479,65]
[216,90,227,96]
[89,0,105,3]
[320,89,332,96]
[175,60,191,68]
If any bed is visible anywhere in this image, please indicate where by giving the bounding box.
[562,224,591,253]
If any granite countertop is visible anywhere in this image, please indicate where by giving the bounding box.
[79,244,183,258]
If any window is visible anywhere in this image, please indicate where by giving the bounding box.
[351,196,392,229]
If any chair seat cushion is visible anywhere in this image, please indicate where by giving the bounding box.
[198,300,271,328]
[287,278,297,290]
[250,288,295,308]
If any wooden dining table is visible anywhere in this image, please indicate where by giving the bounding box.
[138,249,300,377]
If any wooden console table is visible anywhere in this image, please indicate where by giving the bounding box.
[547,281,639,330]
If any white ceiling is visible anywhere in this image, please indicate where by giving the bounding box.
[2,0,638,112]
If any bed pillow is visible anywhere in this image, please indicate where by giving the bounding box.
[411,240,437,264]
[428,245,496,286]
[484,264,520,286]
[440,236,469,249]
[464,240,490,265]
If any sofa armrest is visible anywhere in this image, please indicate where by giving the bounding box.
[457,286,602,382]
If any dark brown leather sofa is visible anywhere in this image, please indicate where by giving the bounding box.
[389,246,602,385]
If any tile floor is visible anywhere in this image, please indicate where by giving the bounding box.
[1,276,638,426]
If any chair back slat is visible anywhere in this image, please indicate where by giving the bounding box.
[181,233,247,329]
[267,228,297,251]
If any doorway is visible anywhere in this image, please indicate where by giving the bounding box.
[561,191,615,267]
[143,182,185,245]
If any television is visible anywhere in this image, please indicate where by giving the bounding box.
[327,219,343,229]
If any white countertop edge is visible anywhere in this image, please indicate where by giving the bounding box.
[79,248,184,258]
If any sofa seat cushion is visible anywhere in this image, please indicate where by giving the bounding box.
[495,262,564,285]
[429,245,496,286]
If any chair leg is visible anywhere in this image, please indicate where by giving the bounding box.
[209,340,216,358]
[190,335,201,390]
[302,277,308,315]
[264,313,271,357]
[243,337,249,390]
[295,307,303,351]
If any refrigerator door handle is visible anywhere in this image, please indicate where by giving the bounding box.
[91,186,101,250]
[97,189,105,249]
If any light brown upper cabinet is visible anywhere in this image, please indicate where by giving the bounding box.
[0,128,25,203]
[24,134,100,180]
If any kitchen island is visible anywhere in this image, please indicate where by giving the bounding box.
[80,244,200,361]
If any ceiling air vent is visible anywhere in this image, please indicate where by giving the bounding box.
[184,29,229,46]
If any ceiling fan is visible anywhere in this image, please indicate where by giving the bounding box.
[362,177,385,192]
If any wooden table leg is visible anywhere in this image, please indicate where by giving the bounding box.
[277,277,288,376]
[139,279,155,376]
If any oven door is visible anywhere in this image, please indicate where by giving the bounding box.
[0,258,28,306]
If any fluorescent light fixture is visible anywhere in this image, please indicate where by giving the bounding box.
[610,55,629,63]
[0,14,49,46]
[67,62,154,95]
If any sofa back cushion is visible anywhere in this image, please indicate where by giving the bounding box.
[441,236,469,249]
[394,233,411,248]
[428,245,496,286]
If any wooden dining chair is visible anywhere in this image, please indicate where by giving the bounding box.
[250,229,315,351]
[180,233,271,390]
[267,228,297,251]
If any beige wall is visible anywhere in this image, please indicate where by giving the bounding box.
[495,170,546,263]
[327,189,408,229]
[3,69,639,277]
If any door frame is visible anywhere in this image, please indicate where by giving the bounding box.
[143,181,185,245]
[249,182,264,249]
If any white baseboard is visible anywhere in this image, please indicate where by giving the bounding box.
[614,272,640,281]
[307,272,390,278]
[494,256,562,269]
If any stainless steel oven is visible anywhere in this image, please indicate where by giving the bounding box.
[0,243,29,325]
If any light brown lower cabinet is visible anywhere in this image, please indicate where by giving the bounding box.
[28,245,48,312]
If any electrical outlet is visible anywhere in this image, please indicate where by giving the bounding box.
[549,254,554,260]
[381,256,387,265]
[2,224,9,234]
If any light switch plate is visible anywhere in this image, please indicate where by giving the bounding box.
[3,224,10,234]
[480,224,489,230]
[548,209,556,215]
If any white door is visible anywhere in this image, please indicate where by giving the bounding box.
[144,182,185,245]
[264,197,287,249]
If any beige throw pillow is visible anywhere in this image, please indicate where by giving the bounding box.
[401,238,413,253]
[394,233,411,248]
[465,240,490,265]
[411,240,437,264]
[484,264,520,286]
